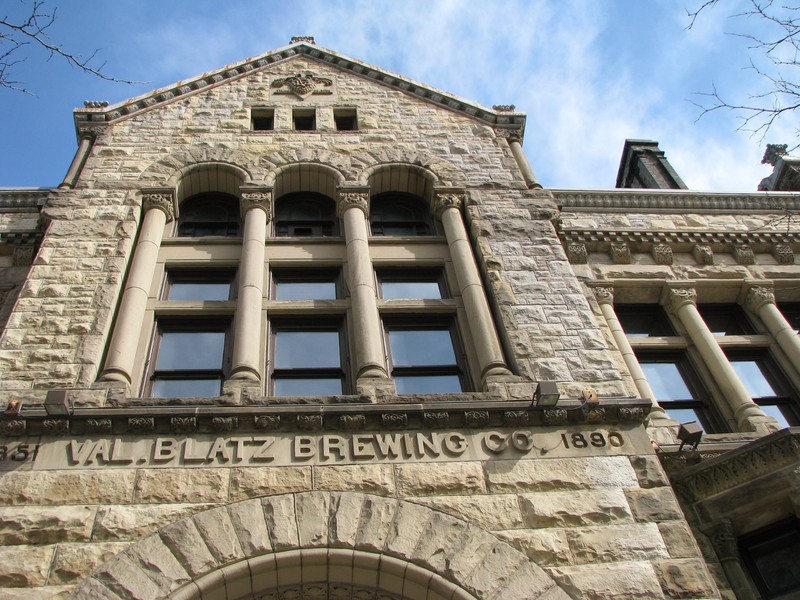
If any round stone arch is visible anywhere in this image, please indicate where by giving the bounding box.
[70,492,569,600]
[259,148,357,183]
[267,162,347,200]
[352,149,463,188]
[138,147,258,188]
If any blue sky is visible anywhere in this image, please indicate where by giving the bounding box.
[1,0,797,190]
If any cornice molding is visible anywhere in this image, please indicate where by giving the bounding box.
[553,189,800,213]
[72,42,525,135]
[559,227,800,249]
[0,189,50,211]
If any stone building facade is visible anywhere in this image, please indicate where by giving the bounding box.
[0,38,798,599]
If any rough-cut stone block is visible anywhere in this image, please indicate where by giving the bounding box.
[654,559,719,598]
[494,562,570,600]
[396,461,486,495]
[548,561,666,599]
[192,506,244,564]
[49,542,128,585]
[159,519,217,577]
[93,503,209,541]
[228,499,273,555]
[354,495,397,553]
[496,529,572,566]
[568,523,668,564]
[460,541,527,598]
[629,455,670,488]
[412,510,469,573]
[626,487,684,522]
[518,489,632,528]
[328,492,364,548]
[261,494,299,550]
[659,522,703,559]
[0,585,76,599]
[385,501,431,560]
[0,505,95,544]
[93,553,164,599]
[295,492,331,547]
[133,468,228,503]
[0,545,54,587]
[229,466,311,500]
[412,494,523,530]
[486,456,638,492]
[315,464,396,495]
[128,532,191,594]
[0,470,135,505]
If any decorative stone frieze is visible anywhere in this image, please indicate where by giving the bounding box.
[583,407,606,423]
[339,415,366,430]
[773,243,795,264]
[609,243,631,264]
[665,287,697,314]
[652,244,673,265]
[298,415,323,431]
[423,411,450,429]
[465,410,490,428]
[42,419,69,435]
[618,407,645,421]
[12,246,35,267]
[142,192,175,223]
[382,413,407,429]
[78,126,106,140]
[492,105,516,112]
[212,417,238,432]
[290,36,316,44]
[0,419,25,437]
[744,285,775,313]
[734,244,755,265]
[272,71,333,99]
[692,244,714,265]
[240,191,272,220]
[85,418,112,434]
[496,128,522,143]
[543,409,568,425]
[432,191,465,217]
[170,417,196,434]
[336,191,369,217]
[503,410,530,426]
[592,286,614,306]
[708,520,738,561]
[127,417,154,434]
[567,243,588,264]
[255,415,280,430]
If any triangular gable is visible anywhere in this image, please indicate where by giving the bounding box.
[73,37,525,137]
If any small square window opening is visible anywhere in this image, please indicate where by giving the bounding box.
[252,108,274,131]
[293,109,316,131]
[334,108,357,131]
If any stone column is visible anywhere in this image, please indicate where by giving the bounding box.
[708,520,753,599]
[434,189,512,385]
[745,284,800,375]
[230,189,271,381]
[101,191,174,386]
[59,126,104,189]
[665,285,778,432]
[337,188,388,381]
[592,286,669,422]
[500,130,542,189]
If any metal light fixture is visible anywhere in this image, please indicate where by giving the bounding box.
[533,381,560,406]
[44,390,72,416]
[677,421,703,452]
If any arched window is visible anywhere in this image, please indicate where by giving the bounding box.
[178,193,241,237]
[275,193,338,237]
[369,193,432,236]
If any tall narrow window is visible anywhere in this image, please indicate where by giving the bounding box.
[370,193,433,236]
[178,193,241,237]
[274,193,338,237]
[148,321,229,397]
[739,518,800,599]
[270,321,346,395]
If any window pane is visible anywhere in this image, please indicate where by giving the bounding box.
[616,307,674,337]
[382,281,442,299]
[275,281,336,300]
[168,282,231,301]
[758,404,791,428]
[640,362,694,401]
[698,305,754,335]
[730,360,778,398]
[157,331,225,370]
[152,378,221,398]
[395,374,462,394]
[274,378,343,396]
[662,407,706,430]
[275,330,340,368]
[389,329,456,366]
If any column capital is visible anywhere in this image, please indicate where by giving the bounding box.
[591,285,615,306]
[336,187,370,218]
[664,285,697,314]
[432,188,466,218]
[708,520,738,561]
[141,189,175,223]
[744,284,775,313]
[496,128,523,144]
[78,125,106,141]
[239,187,273,221]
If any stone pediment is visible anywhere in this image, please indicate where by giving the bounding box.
[73,38,525,136]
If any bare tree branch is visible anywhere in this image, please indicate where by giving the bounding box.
[0,0,139,94]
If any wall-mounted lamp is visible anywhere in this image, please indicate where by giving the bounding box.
[677,421,703,452]
[44,390,72,416]
[533,381,560,406]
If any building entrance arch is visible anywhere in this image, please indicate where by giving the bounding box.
[70,492,570,599]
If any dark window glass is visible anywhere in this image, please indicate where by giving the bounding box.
[370,193,432,236]
[697,304,755,336]
[386,323,465,394]
[178,193,241,237]
[149,325,228,398]
[616,305,675,337]
[252,108,274,131]
[275,193,338,237]
[728,355,797,428]
[270,323,345,396]
[379,271,445,300]
[778,303,800,333]
[166,271,233,301]
[639,356,718,431]
[334,109,357,131]
[273,271,338,301]
[740,518,800,598]
[293,110,316,130]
